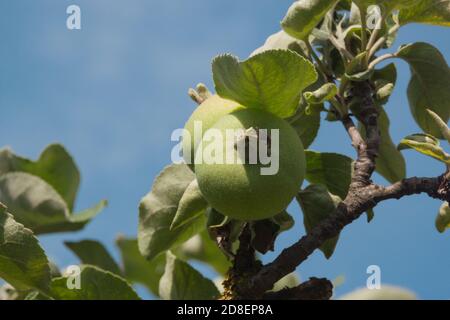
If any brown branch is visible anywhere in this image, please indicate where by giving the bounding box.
[236,80,450,299]
[346,81,380,187]
[240,174,449,298]
[262,277,333,300]
[222,224,262,300]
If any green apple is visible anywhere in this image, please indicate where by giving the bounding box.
[195,108,305,221]
[182,95,243,168]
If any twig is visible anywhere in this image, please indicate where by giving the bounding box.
[235,80,450,299]
[368,53,396,70]
[368,23,400,59]
[262,277,333,300]
[366,10,387,52]
[329,35,354,62]
[306,41,330,81]
[360,10,368,51]
[239,174,448,298]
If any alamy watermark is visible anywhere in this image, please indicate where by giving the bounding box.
[366,265,381,289]
[66,5,81,30]
[366,5,383,30]
[171,122,280,175]
[65,265,81,290]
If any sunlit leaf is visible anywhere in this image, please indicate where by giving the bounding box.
[0,204,51,294]
[213,50,317,118]
[398,133,449,163]
[282,0,340,40]
[399,0,450,26]
[251,30,308,57]
[50,265,140,300]
[427,109,450,145]
[304,83,338,104]
[171,179,208,230]
[138,164,205,261]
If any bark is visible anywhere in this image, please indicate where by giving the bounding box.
[231,80,450,299]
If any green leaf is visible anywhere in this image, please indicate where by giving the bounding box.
[304,83,338,104]
[281,0,340,40]
[116,237,166,296]
[65,240,122,275]
[373,63,397,85]
[345,52,373,81]
[138,164,205,261]
[436,202,450,233]
[311,8,334,42]
[340,285,417,300]
[354,0,422,10]
[289,73,325,147]
[67,199,107,227]
[290,104,322,149]
[171,179,208,230]
[0,203,51,294]
[397,42,450,139]
[0,172,105,234]
[212,50,317,118]
[49,260,62,278]
[0,144,80,210]
[399,0,450,26]
[178,230,231,275]
[305,151,353,199]
[398,133,450,163]
[251,30,308,57]
[366,208,375,223]
[372,63,397,105]
[159,252,219,300]
[360,108,406,183]
[50,265,140,300]
[378,11,401,49]
[297,184,341,259]
[427,109,450,145]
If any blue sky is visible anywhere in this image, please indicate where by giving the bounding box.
[0,0,449,299]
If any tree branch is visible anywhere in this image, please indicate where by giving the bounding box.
[262,277,333,300]
[236,80,450,299]
[347,81,380,187]
[240,174,450,298]
[222,224,262,300]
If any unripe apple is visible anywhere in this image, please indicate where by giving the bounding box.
[182,95,243,168]
[195,109,305,221]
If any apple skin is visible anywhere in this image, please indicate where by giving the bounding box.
[195,108,305,221]
[182,95,243,169]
